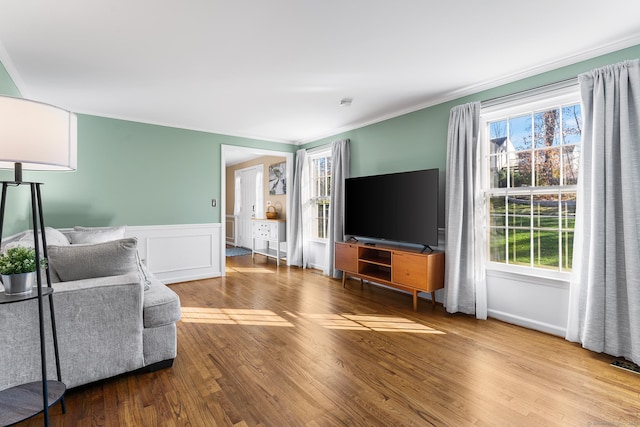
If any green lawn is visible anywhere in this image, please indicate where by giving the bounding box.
[489,195,574,271]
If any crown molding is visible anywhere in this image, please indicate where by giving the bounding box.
[297,34,640,145]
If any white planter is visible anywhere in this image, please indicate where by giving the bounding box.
[1,272,35,295]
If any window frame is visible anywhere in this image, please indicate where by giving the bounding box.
[480,85,581,280]
[306,149,332,242]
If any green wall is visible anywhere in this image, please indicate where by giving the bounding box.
[37,116,295,228]
[0,62,20,97]
[2,43,639,235]
[0,64,294,235]
[303,44,640,226]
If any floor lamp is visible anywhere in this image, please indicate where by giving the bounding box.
[0,95,77,426]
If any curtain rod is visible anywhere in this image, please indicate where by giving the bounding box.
[481,77,578,108]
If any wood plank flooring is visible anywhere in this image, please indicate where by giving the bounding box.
[16,254,640,426]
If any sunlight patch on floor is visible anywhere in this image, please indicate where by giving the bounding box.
[181,307,294,327]
[301,313,445,334]
[181,307,444,334]
[301,313,369,331]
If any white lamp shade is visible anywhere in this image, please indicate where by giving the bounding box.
[0,95,77,172]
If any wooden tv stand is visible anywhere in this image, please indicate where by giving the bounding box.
[334,241,445,310]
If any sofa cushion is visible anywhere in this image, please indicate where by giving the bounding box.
[48,238,139,282]
[143,277,181,328]
[68,225,127,244]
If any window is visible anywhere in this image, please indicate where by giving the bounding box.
[482,89,582,273]
[308,152,332,240]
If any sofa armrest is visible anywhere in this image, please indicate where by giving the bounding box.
[0,272,146,389]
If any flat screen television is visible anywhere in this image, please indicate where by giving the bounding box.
[345,168,439,248]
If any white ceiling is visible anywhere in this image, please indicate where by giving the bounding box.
[1,1,639,145]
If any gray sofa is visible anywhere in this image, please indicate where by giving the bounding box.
[0,226,181,390]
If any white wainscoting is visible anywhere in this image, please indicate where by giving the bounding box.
[125,223,222,284]
[486,270,569,336]
[1,223,223,284]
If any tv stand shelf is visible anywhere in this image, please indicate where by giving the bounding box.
[335,242,444,310]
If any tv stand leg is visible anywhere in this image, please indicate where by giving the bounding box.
[413,290,418,311]
[342,273,346,288]
[431,292,436,306]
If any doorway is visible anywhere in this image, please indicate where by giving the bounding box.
[220,145,294,276]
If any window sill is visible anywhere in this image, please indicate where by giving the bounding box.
[485,261,571,285]
[307,238,328,245]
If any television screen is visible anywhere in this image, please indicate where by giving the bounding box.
[345,168,439,247]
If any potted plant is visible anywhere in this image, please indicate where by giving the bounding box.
[0,246,46,295]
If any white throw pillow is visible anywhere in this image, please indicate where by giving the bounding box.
[68,225,126,244]
[16,227,70,250]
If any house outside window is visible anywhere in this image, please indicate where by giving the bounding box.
[481,87,582,274]
[308,151,331,240]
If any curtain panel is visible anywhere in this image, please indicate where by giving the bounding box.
[323,139,350,278]
[443,101,487,319]
[288,149,307,267]
[566,59,640,366]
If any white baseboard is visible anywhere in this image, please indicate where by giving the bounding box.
[488,309,566,337]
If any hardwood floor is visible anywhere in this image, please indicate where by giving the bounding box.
[17,254,640,426]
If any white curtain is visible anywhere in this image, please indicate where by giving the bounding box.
[443,102,487,319]
[566,59,640,365]
[323,139,350,277]
[288,149,307,267]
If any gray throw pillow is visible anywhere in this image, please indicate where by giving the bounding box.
[48,238,139,282]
